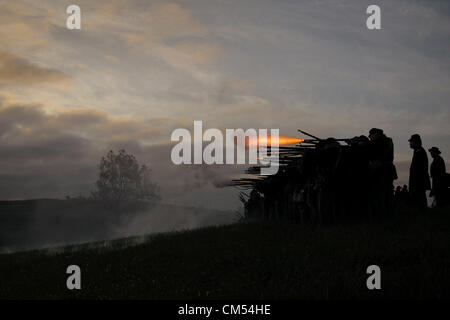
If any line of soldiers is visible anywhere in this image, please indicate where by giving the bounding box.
[237,128,448,223]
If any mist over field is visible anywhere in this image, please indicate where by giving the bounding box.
[0,200,236,253]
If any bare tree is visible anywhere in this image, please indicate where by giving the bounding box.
[92,149,160,203]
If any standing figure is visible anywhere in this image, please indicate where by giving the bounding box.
[408,134,431,212]
[428,147,447,207]
[368,128,397,217]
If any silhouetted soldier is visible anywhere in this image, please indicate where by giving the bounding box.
[348,135,371,219]
[428,147,447,207]
[408,134,431,212]
[368,128,397,217]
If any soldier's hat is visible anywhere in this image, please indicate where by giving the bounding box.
[369,128,383,136]
[428,147,441,154]
[408,134,422,144]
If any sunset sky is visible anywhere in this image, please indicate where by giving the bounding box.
[0,0,449,210]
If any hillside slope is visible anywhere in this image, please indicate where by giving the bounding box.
[1,208,449,299]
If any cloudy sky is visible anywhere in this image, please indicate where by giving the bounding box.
[0,0,449,210]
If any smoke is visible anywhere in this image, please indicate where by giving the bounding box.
[0,199,236,254]
[111,203,235,239]
[181,164,233,191]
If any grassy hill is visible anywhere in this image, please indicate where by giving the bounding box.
[1,207,450,299]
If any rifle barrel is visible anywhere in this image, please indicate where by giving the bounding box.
[298,130,322,140]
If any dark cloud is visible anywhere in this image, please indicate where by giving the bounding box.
[0,50,70,86]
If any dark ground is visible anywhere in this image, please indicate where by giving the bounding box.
[0,205,449,299]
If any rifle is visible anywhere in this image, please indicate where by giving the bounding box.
[298,129,322,140]
[297,130,355,145]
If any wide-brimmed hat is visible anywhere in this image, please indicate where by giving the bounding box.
[428,147,441,154]
[408,134,422,143]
